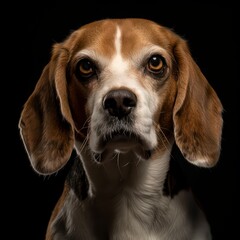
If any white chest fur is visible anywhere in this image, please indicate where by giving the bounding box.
[52,189,211,240]
[51,152,212,240]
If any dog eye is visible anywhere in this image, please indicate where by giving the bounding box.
[146,55,166,77]
[75,58,96,81]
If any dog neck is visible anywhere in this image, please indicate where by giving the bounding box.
[55,143,208,239]
[74,141,171,200]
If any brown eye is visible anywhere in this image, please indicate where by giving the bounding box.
[146,55,166,76]
[75,58,96,81]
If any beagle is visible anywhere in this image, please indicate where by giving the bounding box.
[19,18,223,240]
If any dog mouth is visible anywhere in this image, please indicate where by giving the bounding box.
[92,129,152,163]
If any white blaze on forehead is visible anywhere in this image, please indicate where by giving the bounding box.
[108,26,130,81]
[115,26,122,56]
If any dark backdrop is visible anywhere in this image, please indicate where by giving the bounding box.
[5,3,238,240]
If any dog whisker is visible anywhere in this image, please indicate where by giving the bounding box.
[115,152,124,178]
[153,121,172,153]
[81,117,91,131]
[78,134,89,153]
[122,161,130,167]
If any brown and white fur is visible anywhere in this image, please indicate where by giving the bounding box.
[19,18,223,240]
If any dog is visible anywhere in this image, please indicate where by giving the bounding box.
[19,18,223,240]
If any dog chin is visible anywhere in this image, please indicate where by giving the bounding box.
[91,135,152,163]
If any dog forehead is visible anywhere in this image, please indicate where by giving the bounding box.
[70,18,175,57]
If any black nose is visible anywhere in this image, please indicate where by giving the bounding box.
[103,89,137,119]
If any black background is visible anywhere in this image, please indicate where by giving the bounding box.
[5,3,239,240]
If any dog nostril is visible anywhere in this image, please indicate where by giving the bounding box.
[103,89,137,119]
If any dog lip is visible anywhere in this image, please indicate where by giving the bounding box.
[103,130,141,146]
[92,130,153,163]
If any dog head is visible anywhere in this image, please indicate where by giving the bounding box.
[19,18,223,175]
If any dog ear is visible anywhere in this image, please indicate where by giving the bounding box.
[173,39,223,168]
[19,43,75,175]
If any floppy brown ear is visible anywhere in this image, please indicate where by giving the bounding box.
[19,44,75,175]
[173,39,223,168]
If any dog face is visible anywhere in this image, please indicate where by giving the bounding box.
[19,18,223,174]
[71,21,175,163]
